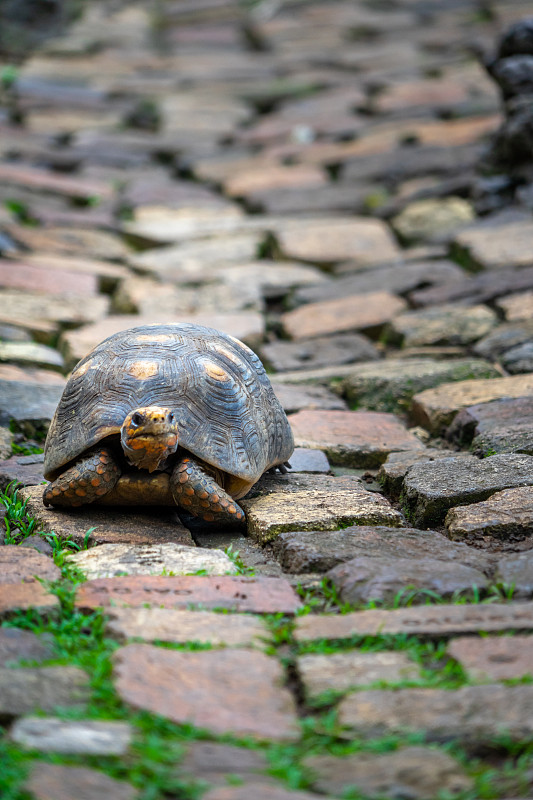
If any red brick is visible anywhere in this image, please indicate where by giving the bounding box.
[76,575,302,614]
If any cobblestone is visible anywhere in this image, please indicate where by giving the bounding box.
[402,454,533,526]
[113,644,299,740]
[1,1,533,795]
[338,684,533,743]
[76,576,302,615]
[305,747,472,798]
[294,603,533,641]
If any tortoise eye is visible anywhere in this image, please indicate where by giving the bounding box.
[131,412,143,427]
[168,412,174,423]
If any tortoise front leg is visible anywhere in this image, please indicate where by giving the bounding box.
[170,456,245,525]
[43,448,120,507]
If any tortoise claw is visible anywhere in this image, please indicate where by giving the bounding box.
[43,448,120,507]
[170,456,246,526]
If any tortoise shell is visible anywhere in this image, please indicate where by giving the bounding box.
[44,323,294,484]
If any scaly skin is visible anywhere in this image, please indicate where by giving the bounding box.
[170,455,246,525]
[43,448,121,507]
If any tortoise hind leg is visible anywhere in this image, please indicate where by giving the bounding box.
[43,448,120,507]
[170,456,245,525]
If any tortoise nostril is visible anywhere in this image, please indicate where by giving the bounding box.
[131,412,143,426]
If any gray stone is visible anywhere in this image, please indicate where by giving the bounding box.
[377,449,472,499]
[402,454,533,526]
[473,426,533,457]
[503,341,533,373]
[0,342,65,372]
[0,426,13,459]
[445,487,533,548]
[496,553,533,598]
[243,483,403,544]
[271,382,347,413]
[0,628,54,666]
[179,742,272,788]
[286,448,330,474]
[298,651,419,698]
[447,396,533,451]
[342,358,499,413]
[474,320,533,360]
[342,143,483,186]
[338,684,533,742]
[19,485,194,548]
[24,762,138,800]
[190,533,285,579]
[411,374,533,434]
[113,276,263,316]
[106,608,268,647]
[0,290,109,342]
[305,747,472,798]
[130,233,264,282]
[0,453,45,490]
[246,473,365,498]
[392,197,475,244]
[19,535,54,556]
[453,218,533,270]
[271,526,494,575]
[0,371,65,436]
[327,555,488,605]
[294,602,533,642]
[201,784,320,800]
[66,543,237,579]
[387,304,497,348]
[11,716,133,755]
[293,260,464,307]
[223,261,329,301]
[260,333,379,373]
[0,666,89,719]
[410,265,533,308]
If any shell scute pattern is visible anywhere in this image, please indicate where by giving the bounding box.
[44,323,293,483]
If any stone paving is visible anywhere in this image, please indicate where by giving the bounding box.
[0,1,533,798]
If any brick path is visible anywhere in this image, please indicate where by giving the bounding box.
[0,1,533,798]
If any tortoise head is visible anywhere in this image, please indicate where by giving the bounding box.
[120,406,179,472]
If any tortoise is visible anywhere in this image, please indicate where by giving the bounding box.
[43,323,294,525]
